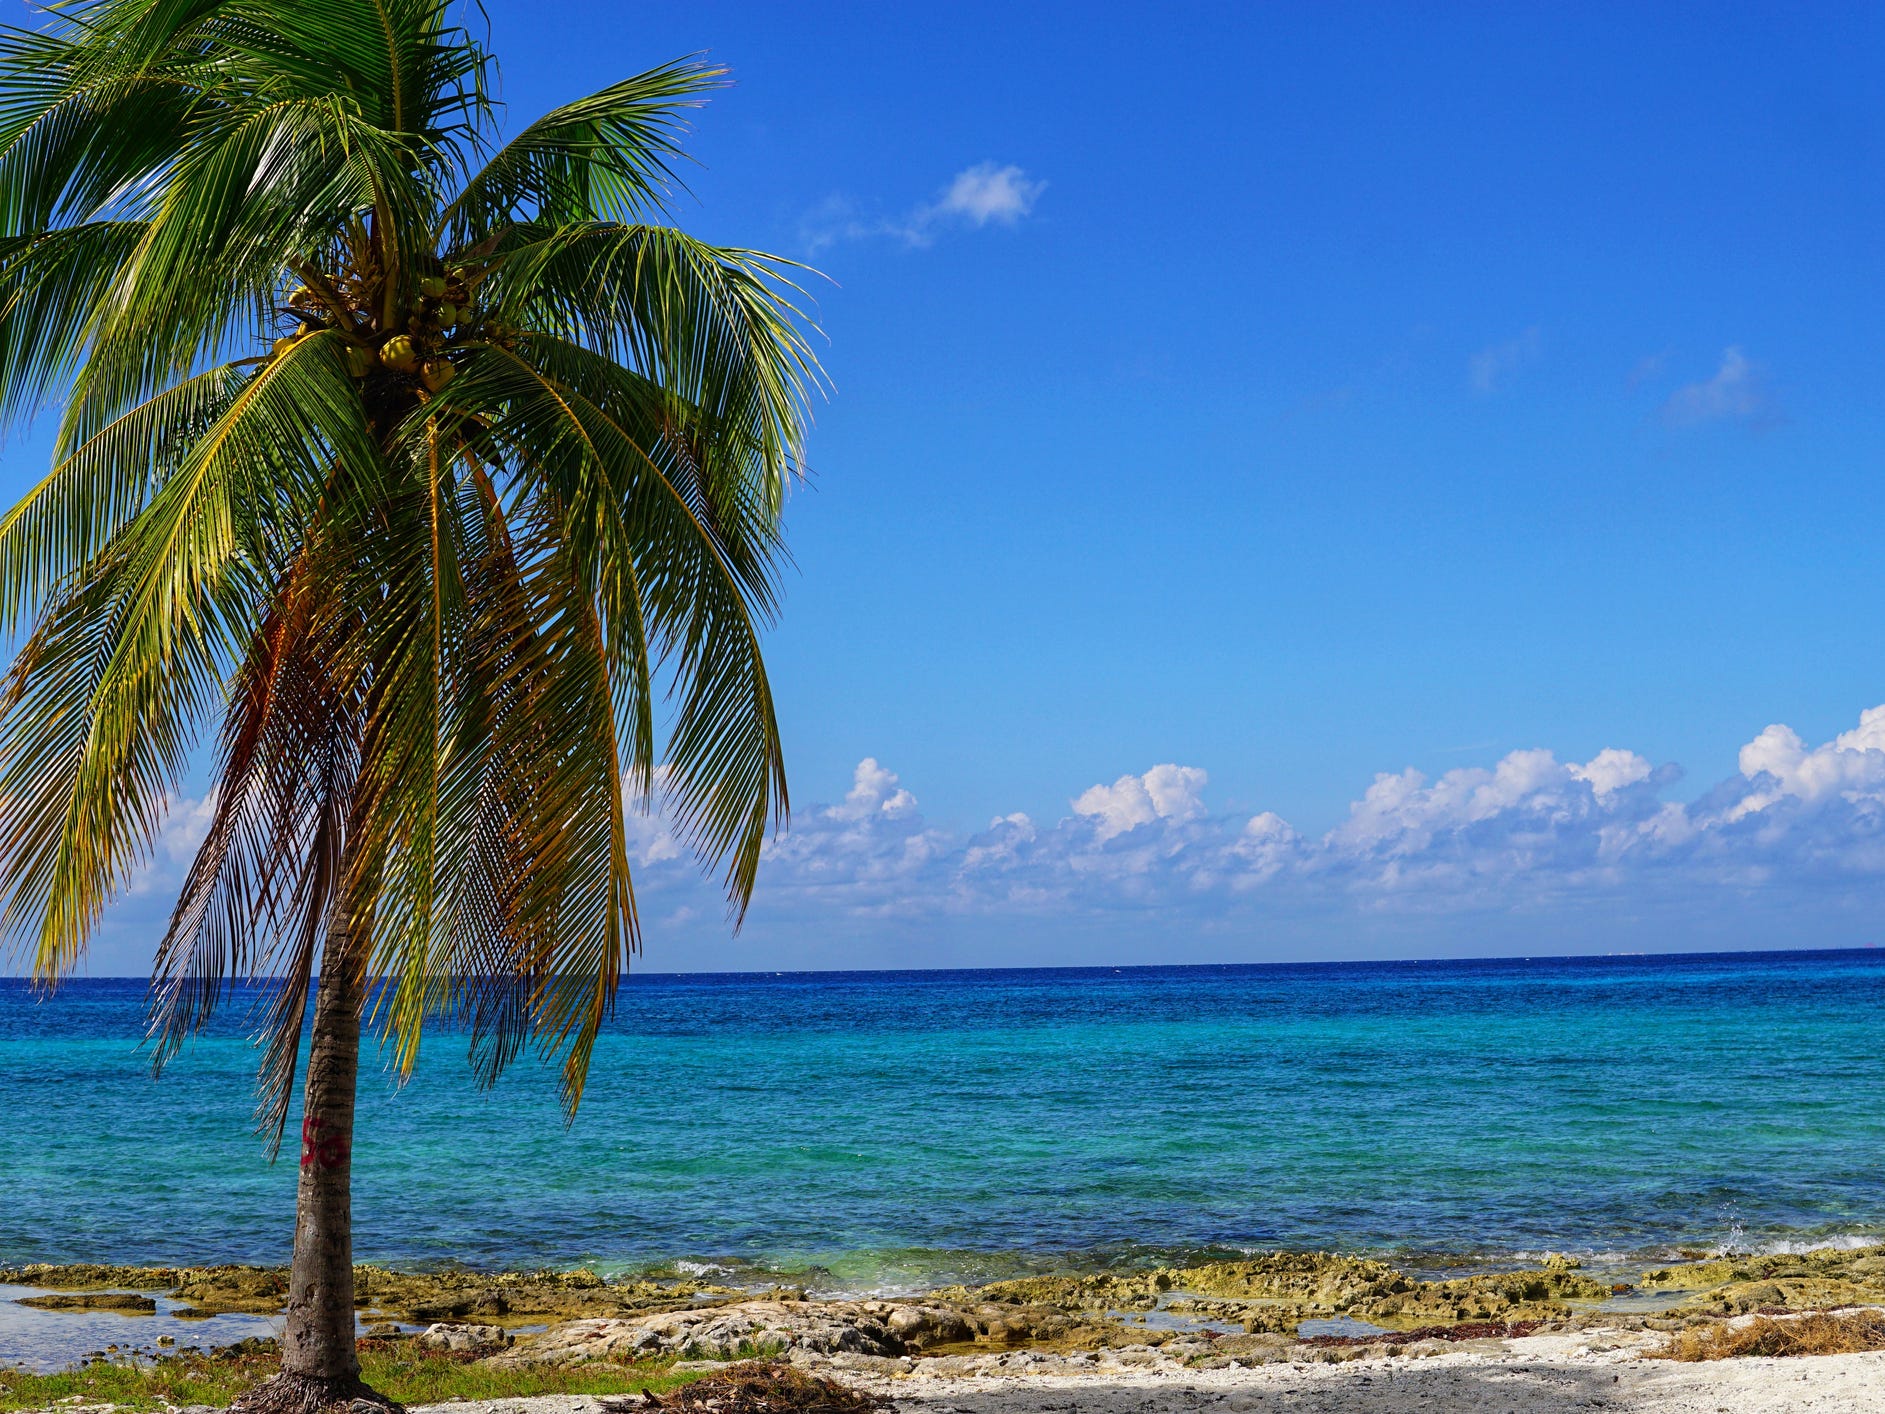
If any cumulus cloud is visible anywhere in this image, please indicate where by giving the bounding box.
[1661,346,1777,428]
[1467,327,1542,394]
[826,758,918,822]
[604,702,1885,931]
[1730,706,1885,818]
[102,705,1885,951]
[1073,764,1208,841]
[126,790,218,896]
[802,162,1045,252]
[1571,747,1654,796]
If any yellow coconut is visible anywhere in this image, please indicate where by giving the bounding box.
[345,345,376,378]
[271,336,297,359]
[379,335,418,372]
[420,359,457,392]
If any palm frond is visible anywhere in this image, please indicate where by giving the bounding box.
[442,58,715,246]
[0,1,822,1122]
[0,331,373,979]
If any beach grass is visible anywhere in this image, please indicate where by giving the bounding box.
[0,1344,701,1412]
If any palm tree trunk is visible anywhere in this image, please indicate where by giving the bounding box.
[236,914,398,1414]
[281,916,364,1381]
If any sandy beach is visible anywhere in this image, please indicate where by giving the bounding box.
[416,1325,1885,1414]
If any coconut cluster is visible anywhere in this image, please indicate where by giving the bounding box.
[270,265,483,396]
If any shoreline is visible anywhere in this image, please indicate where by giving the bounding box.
[9,1306,1885,1414]
[7,1251,1885,1414]
[7,1242,1885,1370]
[7,1228,1882,1300]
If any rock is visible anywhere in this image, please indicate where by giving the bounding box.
[485,1296,1082,1368]
[214,1337,278,1357]
[884,1305,973,1349]
[0,1265,180,1292]
[909,1354,997,1377]
[420,1323,511,1352]
[979,1314,1033,1347]
[1101,1347,1164,1367]
[817,1353,914,1375]
[169,1266,290,1315]
[945,1252,1613,1334]
[17,1292,157,1312]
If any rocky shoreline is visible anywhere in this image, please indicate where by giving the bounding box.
[7,1243,1885,1369]
[7,1250,1885,1414]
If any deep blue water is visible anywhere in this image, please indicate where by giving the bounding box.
[3,950,1883,1290]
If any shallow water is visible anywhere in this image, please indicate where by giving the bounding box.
[2,950,1883,1291]
[0,1284,278,1372]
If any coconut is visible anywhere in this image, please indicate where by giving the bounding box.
[271,336,296,359]
[418,275,447,299]
[435,303,457,329]
[379,335,418,372]
[288,285,313,306]
[345,345,376,378]
[420,359,457,393]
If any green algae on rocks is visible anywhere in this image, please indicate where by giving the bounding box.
[1634,1245,1885,1317]
[0,1263,751,1323]
[939,1253,1611,1334]
[10,1245,1885,1348]
[15,1291,159,1312]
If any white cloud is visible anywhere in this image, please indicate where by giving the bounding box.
[826,757,918,821]
[1571,747,1653,797]
[1661,346,1775,427]
[1467,327,1542,394]
[1073,764,1208,841]
[127,791,217,896]
[111,707,1885,959]
[802,162,1045,253]
[931,163,1044,227]
[1232,812,1302,883]
[1729,706,1885,818]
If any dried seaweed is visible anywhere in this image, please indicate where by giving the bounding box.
[1653,1310,1885,1361]
[613,1362,892,1414]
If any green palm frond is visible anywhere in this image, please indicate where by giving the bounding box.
[442,58,714,244]
[0,364,242,630]
[0,0,822,1123]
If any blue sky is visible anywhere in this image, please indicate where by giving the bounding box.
[16,2,1885,972]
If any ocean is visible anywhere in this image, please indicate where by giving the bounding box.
[2,949,1883,1290]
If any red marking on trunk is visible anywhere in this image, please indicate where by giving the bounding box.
[300,1114,348,1170]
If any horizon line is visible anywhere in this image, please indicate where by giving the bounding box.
[6,940,1880,985]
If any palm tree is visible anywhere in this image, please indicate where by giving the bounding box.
[0,3,818,1410]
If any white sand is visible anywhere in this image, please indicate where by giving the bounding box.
[876,1341,1885,1414]
[417,1328,1885,1414]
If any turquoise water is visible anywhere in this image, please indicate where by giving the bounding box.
[2,950,1883,1289]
